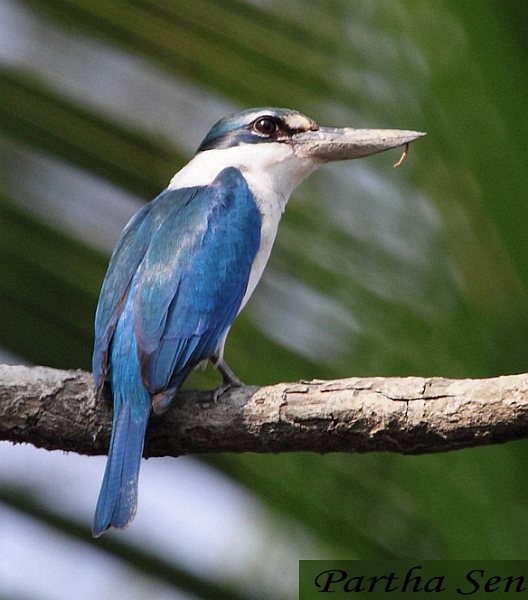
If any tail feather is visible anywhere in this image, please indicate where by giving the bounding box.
[92,394,150,537]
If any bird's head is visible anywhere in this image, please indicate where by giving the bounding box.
[172,108,424,202]
[196,107,321,152]
[197,107,424,161]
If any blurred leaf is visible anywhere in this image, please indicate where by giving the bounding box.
[0,67,181,197]
[0,485,252,600]
[0,193,103,367]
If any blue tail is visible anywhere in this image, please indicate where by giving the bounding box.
[92,295,151,537]
[92,394,150,537]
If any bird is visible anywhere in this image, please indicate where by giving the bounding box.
[91,107,424,537]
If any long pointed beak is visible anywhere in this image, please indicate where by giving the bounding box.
[292,127,425,162]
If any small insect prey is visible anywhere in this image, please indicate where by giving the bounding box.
[393,142,409,168]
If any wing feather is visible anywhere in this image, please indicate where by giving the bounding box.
[92,202,153,390]
[134,167,261,392]
[92,167,261,398]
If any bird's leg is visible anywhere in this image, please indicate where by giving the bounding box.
[215,357,244,387]
[211,354,244,402]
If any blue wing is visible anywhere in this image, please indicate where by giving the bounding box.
[92,202,153,391]
[93,166,261,399]
[134,167,261,395]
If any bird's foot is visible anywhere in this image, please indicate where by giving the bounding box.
[211,380,239,403]
[211,356,244,403]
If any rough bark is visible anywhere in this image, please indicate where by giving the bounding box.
[1,364,528,457]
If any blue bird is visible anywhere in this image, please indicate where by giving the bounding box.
[92,107,424,536]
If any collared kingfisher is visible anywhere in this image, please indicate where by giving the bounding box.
[92,107,424,536]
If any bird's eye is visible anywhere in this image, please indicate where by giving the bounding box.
[253,117,279,135]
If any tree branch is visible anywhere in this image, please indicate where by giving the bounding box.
[1,364,528,456]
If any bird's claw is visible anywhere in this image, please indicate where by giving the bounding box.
[211,380,241,403]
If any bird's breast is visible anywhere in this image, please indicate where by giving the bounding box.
[238,197,282,313]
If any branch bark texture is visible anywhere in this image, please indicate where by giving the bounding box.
[1,364,528,457]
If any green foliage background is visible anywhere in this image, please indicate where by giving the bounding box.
[1,0,528,598]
